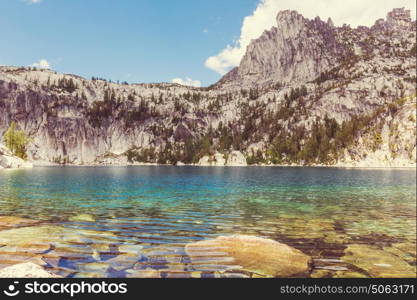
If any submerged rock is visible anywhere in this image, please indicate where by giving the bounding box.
[0,225,116,265]
[0,243,51,255]
[332,271,368,278]
[310,267,369,279]
[72,272,106,278]
[310,269,332,278]
[0,225,65,245]
[0,262,59,278]
[118,244,144,255]
[106,252,146,272]
[90,243,111,252]
[76,262,109,274]
[125,268,161,278]
[384,242,417,264]
[0,253,35,269]
[0,216,42,230]
[341,244,416,278]
[69,214,96,222]
[185,235,312,277]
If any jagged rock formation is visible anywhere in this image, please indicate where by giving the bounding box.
[218,10,349,88]
[374,7,415,32]
[0,8,415,167]
[218,7,415,90]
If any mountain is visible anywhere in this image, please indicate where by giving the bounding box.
[217,11,347,89]
[0,8,415,167]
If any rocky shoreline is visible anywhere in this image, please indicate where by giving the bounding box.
[28,160,416,169]
[0,215,313,278]
[4,163,414,171]
[3,156,415,170]
[0,214,415,278]
[22,149,415,169]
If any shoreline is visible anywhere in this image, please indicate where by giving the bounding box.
[26,162,416,170]
[2,158,415,171]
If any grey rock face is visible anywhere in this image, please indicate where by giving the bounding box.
[219,8,416,90]
[220,10,349,88]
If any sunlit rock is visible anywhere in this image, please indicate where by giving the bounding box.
[226,151,247,166]
[125,268,161,278]
[0,262,59,278]
[198,152,226,166]
[332,271,368,278]
[76,262,109,274]
[383,242,416,264]
[185,235,312,277]
[0,144,33,169]
[0,225,65,245]
[0,216,42,230]
[69,214,96,222]
[118,244,144,256]
[341,244,416,278]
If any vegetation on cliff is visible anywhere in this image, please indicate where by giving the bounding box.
[3,122,29,160]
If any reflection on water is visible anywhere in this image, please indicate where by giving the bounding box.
[0,166,415,278]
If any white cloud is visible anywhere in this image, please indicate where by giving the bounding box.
[205,0,416,74]
[31,59,50,69]
[25,0,42,4]
[172,77,201,87]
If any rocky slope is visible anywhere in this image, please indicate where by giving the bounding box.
[0,144,33,169]
[0,8,415,167]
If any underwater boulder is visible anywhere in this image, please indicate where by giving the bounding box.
[341,244,416,278]
[185,235,312,277]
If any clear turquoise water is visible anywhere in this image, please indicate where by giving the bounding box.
[0,166,415,278]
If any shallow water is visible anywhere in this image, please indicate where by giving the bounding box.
[0,166,415,278]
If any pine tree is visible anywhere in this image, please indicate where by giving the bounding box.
[3,122,30,159]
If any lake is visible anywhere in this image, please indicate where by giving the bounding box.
[0,166,415,278]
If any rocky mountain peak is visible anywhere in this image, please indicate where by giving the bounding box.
[218,7,415,90]
[273,10,335,39]
[275,10,306,37]
[327,17,334,27]
[387,7,412,29]
[218,9,347,89]
[373,7,413,32]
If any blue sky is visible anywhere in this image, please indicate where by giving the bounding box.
[0,0,415,87]
[0,0,257,86]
